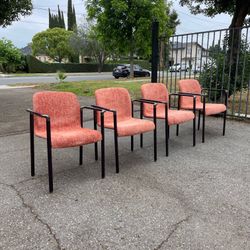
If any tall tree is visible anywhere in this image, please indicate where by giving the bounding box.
[68,0,74,30]
[0,0,32,27]
[48,6,65,29]
[86,0,175,77]
[72,5,77,30]
[32,28,74,63]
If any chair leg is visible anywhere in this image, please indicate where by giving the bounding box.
[223,111,227,136]
[165,119,169,157]
[94,142,98,161]
[140,134,143,148]
[29,113,35,176]
[47,137,53,193]
[176,124,179,136]
[202,112,205,143]
[193,116,196,147]
[114,128,119,174]
[131,136,134,151]
[198,110,201,130]
[154,129,157,162]
[101,130,105,179]
[79,146,83,165]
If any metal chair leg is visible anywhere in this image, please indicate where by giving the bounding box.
[79,146,83,165]
[114,129,120,174]
[131,136,134,151]
[176,124,179,136]
[223,110,227,136]
[29,113,35,176]
[193,116,196,147]
[46,119,53,193]
[202,112,205,143]
[198,110,201,130]
[94,143,98,161]
[165,119,169,157]
[101,118,105,179]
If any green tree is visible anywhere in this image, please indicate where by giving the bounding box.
[32,28,74,63]
[86,0,175,77]
[180,0,250,95]
[0,0,32,27]
[0,38,22,73]
[179,0,250,29]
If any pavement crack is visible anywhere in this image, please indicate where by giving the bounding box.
[0,182,62,250]
[154,215,191,250]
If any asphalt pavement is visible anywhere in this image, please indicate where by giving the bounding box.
[0,87,250,249]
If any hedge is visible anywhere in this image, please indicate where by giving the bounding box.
[26,55,151,73]
[26,56,116,73]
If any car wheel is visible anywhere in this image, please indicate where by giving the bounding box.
[146,72,150,77]
[115,76,119,79]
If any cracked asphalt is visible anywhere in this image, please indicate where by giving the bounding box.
[0,88,250,250]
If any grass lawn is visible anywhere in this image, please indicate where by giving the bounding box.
[35,78,249,117]
[36,79,150,99]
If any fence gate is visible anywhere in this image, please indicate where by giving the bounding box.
[158,26,250,120]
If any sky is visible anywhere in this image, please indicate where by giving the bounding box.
[0,0,233,48]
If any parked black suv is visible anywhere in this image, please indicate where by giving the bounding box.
[112,64,150,79]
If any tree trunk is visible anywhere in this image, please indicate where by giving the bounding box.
[226,0,250,96]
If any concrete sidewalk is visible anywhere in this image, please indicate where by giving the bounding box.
[0,88,250,250]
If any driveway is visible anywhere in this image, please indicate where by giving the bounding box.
[0,87,250,249]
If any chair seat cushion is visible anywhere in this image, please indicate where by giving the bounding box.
[144,106,194,125]
[35,127,102,148]
[104,118,155,137]
[181,103,226,116]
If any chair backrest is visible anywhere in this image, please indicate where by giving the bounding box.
[95,88,132,124]
[179,79,202,108]
[141,83,168,116]
[33,91,80,132]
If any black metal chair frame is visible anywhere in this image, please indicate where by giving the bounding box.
[27,105,106,193]
[179,89,228,143]
[139,92,197,157]
[92,99,158,175]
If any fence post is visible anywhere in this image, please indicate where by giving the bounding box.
[151,21,159,83]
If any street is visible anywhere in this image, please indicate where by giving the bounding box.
[0,72,114,85]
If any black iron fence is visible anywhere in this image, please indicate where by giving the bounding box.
[158,26,250,119]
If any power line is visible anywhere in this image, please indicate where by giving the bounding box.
[19,20,48,25]
[177,9,229,25]
[33,7,87,17]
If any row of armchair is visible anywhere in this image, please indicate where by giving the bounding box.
[27,79,228,193]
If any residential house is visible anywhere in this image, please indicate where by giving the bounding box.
[169,42,209,70]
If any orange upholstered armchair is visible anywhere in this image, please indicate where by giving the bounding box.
[141,83,196,156]
[94,87,156,173]
[27,91,105,193]
[179,79,228,142]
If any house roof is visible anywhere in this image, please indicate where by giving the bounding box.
[171,42,207,51]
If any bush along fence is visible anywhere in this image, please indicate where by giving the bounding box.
[26,55,117,73]
[158,26,250,120]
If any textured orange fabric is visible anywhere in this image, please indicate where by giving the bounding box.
[178,79,226,115]
[33,91,102,148]
[141,83,194,125]
[95,87,155,137]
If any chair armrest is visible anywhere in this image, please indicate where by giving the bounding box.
[80,106,107,129]
[90,105,117,131]
[91,105,116,114]
[26,109,50,119]
[26,109,51,140]
[170,93,197,113]
[178,92,207,97]
[134,98,168,105]
[202,89,228,106]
